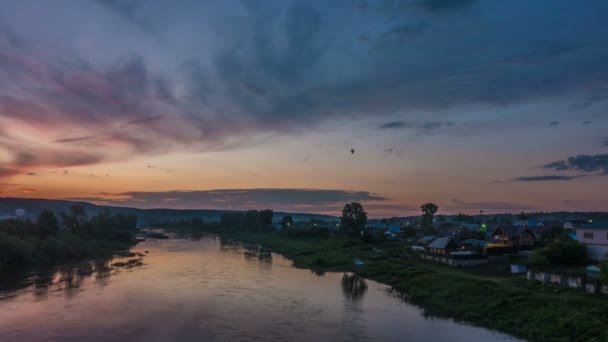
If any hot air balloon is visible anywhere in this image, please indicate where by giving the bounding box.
[350,149,355,154]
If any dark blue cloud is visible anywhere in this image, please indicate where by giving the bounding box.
[69,189,390,211]
[543,154,608,174]
[512,175,583,182]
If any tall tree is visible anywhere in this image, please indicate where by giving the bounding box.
[36,209,59,238]
[420,203,439,229]
[281,215,294,229]
[601,253,608,285]
[340,202,368,238]
[259,210,274,231]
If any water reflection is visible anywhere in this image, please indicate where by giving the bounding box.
[311,269,326,277]
[243,245,273,265]
[341,273,368,301]
[0,256,143,301]
[0,237,520,342]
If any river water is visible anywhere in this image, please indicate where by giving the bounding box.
[0,236,520,341]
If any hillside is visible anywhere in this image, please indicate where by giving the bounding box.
[0,197,337,226]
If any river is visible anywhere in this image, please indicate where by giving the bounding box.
[0,235,520,341]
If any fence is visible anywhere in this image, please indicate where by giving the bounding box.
[527,269,607,295]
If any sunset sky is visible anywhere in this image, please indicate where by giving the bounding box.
[1,0,607,216]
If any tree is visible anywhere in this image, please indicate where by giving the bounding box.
[340,202,368,238]
[259,210,274,232]
[420,203,439,229]
[281,215,294,229]
[530,240,588,267]
[601,253,608,285]
[36,209,59,238]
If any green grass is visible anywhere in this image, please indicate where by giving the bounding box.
[217,231,608,342]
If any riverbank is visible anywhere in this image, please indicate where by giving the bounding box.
[215,231,607,341]
[0,231,139,273]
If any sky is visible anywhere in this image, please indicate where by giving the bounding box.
[0,0,607,217]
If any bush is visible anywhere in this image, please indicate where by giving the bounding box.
[530,240,588,267]
[284,227,330,238]
[0,233,35,267]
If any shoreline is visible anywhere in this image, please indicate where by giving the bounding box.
[208,231,608,342]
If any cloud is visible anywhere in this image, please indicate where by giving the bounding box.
[602,137,608,147]
[446,199,536,212]
[378,120,451,134]
[549,121,560,127]
[543,154,608,174]
[1,0,608,178]
[378,121,412,129]
[412,0,476,13]
[123,114,165,127]
[375,22,429,45]
[512,175,583,182]
[68,188,389,212]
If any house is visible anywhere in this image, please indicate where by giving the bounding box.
[514,219,544,227]
[575,222,608,260]
[367,223,387,231]
[563,220,589,229]
[461,239,486,251]
[417,235,437,246]
[387,225,401,234]
[453,222,481,232]
[489,226,535,248]
[427,237,459,255]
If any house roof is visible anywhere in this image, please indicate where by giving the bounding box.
[577,222,608,230]
[419,235,436,242]
[455,222,481,231]
[367,223,387,230]
[462,239,486,247]
[491,226,532,238]
[387,225,401,232]
[428,237,457,249]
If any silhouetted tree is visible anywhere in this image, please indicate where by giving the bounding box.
[259,210,274,232]
[601,254,608,285]
[420,203,438,228]
[340,202,368,238]
[341,273,368,301]
[281,215,294,229]
[36,209,59,238]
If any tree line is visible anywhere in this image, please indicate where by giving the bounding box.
[219,209,275,232]
[0,205,138,271]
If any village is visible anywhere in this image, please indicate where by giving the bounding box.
[284,210,608,295]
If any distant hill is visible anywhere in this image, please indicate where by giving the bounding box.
[0,197,337,226]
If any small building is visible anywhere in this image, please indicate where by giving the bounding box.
[514,219,544,227]
[461,239,486,251]
[489,226,535,248]
[586,265,601,280]
[387,225,401,233]
[427,237,459,255]
[575,222,608,261]
[367,223,388,231]
[417,235,437,246]
[453,222,481,232]
[564,220,589,230]
[511,264,528,274]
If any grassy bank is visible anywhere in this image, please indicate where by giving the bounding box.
[216,232,607,341]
